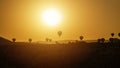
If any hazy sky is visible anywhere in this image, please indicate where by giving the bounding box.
[0,0,120,41]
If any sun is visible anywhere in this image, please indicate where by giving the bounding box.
[41,8,62,27]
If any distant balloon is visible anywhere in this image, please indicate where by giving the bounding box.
[45,38,49,42]
[58,31,62,37]
[28,38,32,43]
[111,33,114,37]
[12,38,16,42]
[118,33,120,37]
[79,36,84,40]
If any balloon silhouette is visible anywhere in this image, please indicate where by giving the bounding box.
[58,31,62,37]
[118,33,120,37]
[79,36,84,40]
[12,38,16,42]
[111,33,114,37]
[28,38,32,43]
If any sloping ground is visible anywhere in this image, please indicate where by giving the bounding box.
[0,43,120,68]
[0,37,11,45]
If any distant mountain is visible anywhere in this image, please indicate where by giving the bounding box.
[0,37,11,45]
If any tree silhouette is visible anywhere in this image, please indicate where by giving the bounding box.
[109,38,114,43]
[12,38,16,42]
[79,36,84,41]
[97,39,101,43]
[97,38,105,43]
[101,38,105,43]
[28,38,32,43]
[111,33,114,37]
[58,31,62,37]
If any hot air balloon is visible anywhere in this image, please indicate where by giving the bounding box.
[79,36,84,41]
[58,31,62,37]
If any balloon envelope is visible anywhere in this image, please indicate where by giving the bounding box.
[58,31,62,37]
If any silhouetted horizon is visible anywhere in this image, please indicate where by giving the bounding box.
[0,0,120,68]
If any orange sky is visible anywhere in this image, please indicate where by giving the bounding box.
[0,0,120,42]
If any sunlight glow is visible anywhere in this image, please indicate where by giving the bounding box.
[42,8,62,27]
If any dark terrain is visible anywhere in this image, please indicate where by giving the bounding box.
[0,42,120,68]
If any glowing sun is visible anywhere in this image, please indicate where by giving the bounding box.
[42,8,62,26]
